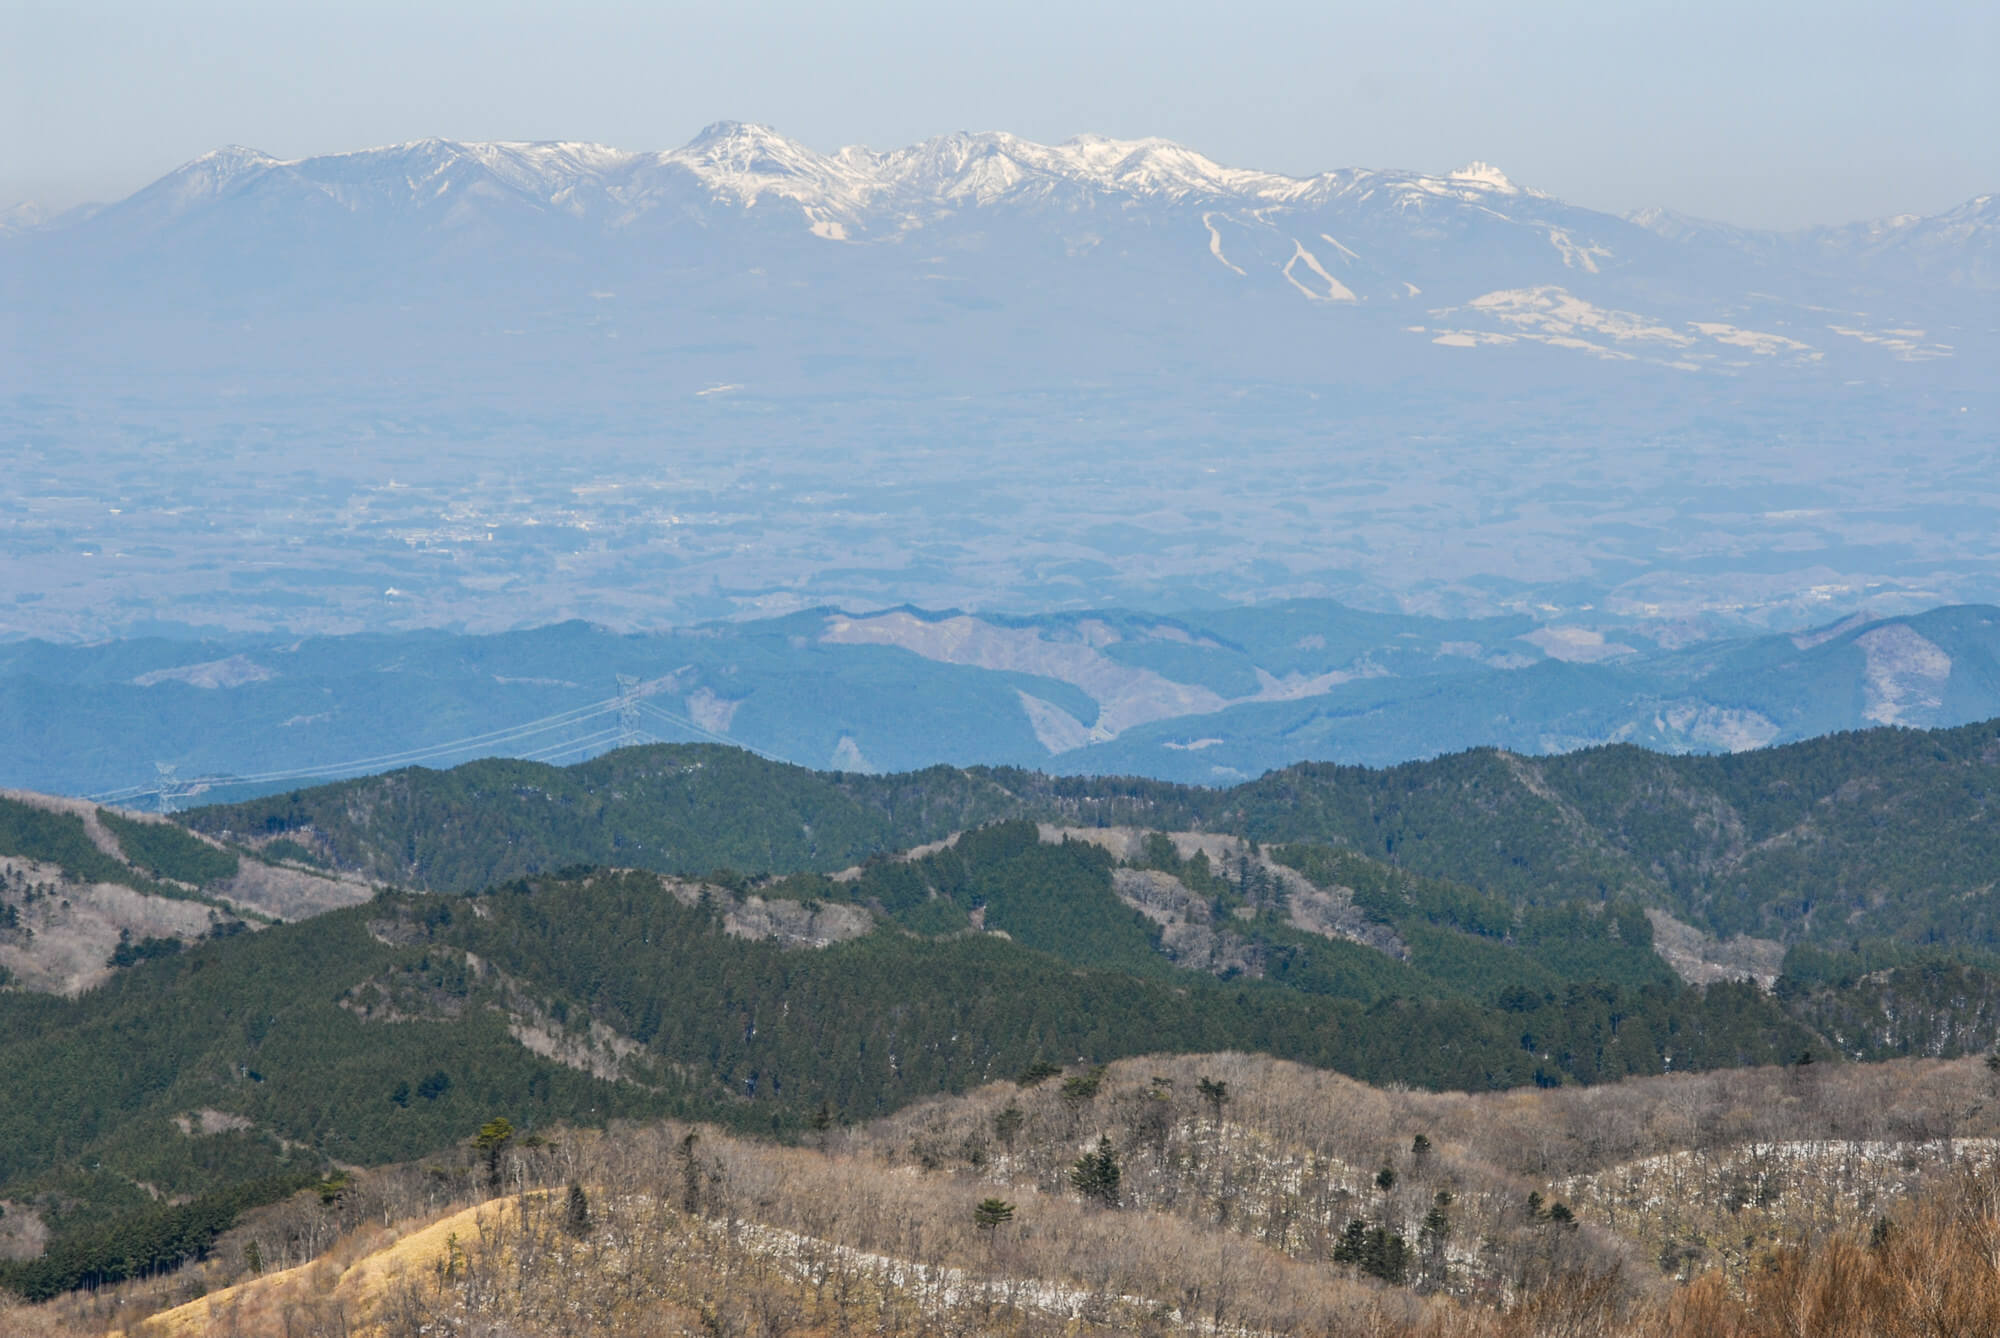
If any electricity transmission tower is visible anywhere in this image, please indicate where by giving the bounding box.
[153,762,182,815]
[615,675,643,749]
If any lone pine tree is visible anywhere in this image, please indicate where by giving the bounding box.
[473,1118,514,1191]
[1070,1136,1122,1207]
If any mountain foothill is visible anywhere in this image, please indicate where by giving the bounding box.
[6,715,2000,1325]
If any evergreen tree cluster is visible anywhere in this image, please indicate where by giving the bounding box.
[0,1174,310,1300]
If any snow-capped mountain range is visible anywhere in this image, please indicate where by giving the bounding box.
[5,122,1992,392]
[26,124,1556,227]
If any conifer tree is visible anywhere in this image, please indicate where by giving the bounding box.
[564,1182,591,1236]
[1197,1076,1230,1122]
[993,1102,1025,1151]
[473,1118,514,1191]
[679,1131,701,1216]
[1070,1136,1122,1207]
[972,1197,1015,1237]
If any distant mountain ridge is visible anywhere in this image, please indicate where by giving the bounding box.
[23,123,1991,276]
[7,122,1989,395]
[5,601,2000,801]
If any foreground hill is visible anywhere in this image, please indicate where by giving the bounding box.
[14,1052,2000,1336]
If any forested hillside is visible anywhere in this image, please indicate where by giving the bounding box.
[12,813,2000,1295]
[14,718,2000,1303]
[188,719,2000,948]
[182,749,1026,889]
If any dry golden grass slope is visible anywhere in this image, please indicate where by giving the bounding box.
[129,1200,511,1338]
[9,1051,2000,1338]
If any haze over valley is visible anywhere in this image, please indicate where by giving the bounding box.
[4,125,1994,649]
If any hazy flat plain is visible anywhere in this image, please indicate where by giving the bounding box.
[6,380,1994,643]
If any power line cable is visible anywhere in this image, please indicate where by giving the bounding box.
[86,697,628,801]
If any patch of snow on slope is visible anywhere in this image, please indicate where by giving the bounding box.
[1202,213,1246,275]
[1431,330,1515,348]
[1688,322,1814,356]
[1282,239,1357,301]
[1827,325,1954,361]
[1317,232,1361,262]
[1466,288,1693,346]
[1546,227,1611,272]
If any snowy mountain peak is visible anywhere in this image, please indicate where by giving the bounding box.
[175,145,282,183]
[856,129,1308,208]
[0,201,49,232]
[1448,161,1518,193]
[134,145,286,211]
[1053,134,1302,200]
[663,122,878,211]
[683,121,809,156]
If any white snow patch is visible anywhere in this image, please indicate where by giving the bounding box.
[1449,161,1519,192]
[1464,287,1691,346]
[1545,228,1611,272]
[1202,212,1246,275]
[1316,232,1361,262]
[1282,239,1357,302]
[1828,325,1954,361]
[1688,322,1813,356]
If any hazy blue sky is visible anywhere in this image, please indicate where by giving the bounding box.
[6,0,1996,228]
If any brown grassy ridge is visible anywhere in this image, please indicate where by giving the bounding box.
[8,1051,2000,1336]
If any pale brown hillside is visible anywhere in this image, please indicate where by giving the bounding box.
[10,1051,2000,1337]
